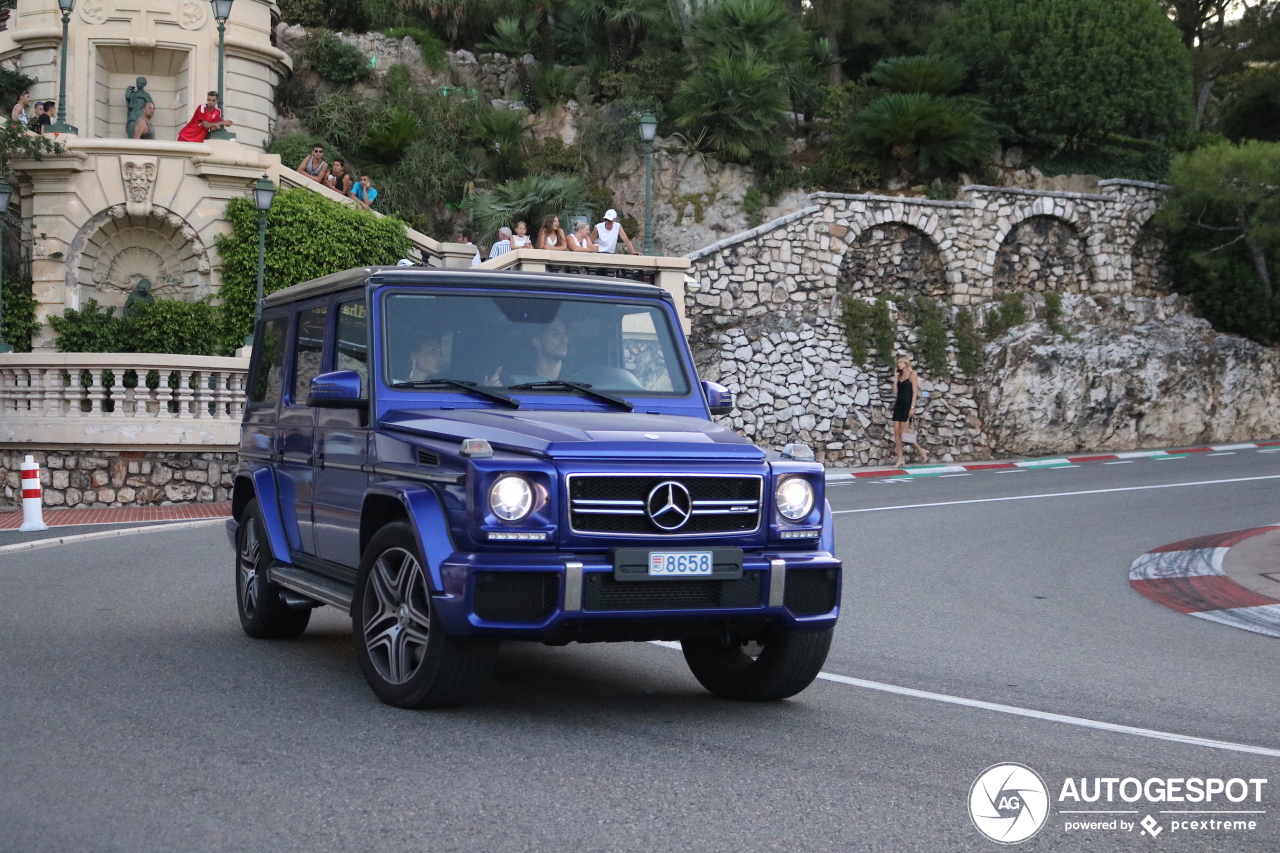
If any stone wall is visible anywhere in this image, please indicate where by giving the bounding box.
[1,450,236,508]
[682,183,1280,466]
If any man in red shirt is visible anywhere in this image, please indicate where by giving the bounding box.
[177,91,233,142]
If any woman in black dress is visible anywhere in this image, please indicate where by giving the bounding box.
[891,356,929,468]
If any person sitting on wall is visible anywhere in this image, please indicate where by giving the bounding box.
[133,102,156,140]
[297,144,329,183]
[176,91,233,143]
[351,173,378,210]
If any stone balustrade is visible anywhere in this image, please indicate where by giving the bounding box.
[0,353,249,447]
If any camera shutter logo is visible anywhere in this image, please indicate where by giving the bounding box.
[646,481,692,530]
[969,763,1050,844]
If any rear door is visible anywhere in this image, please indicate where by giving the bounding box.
[276,302,327,557]
[313,293,370,570]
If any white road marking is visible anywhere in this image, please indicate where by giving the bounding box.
[1048,465,1079,469]
[831,474,1280,514]
[0,518,225,556]
[1154,456,1186,461]
[939,473,972,478]
[994,470,1026,474]
[1103,460,1135,465]
[647,642,1280,758]
[1258,448,1280,454]
[1208,452,1236,457]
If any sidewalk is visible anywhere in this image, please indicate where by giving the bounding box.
[0,501,232,530]
[824,440,1280,480]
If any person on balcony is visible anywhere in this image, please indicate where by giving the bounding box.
[176,91,233,143]
[31,101,53,134]
[456,229,482,266]
[11,90,29,125]
[133,102,156,140]
[324,158,353,195]
[594,209,639,255]
[488,227,513,259]
[536,215,566,250]
[511,221,532,249]
[297,144,329,183]
[568,219,597,252]
[124,79,154,138]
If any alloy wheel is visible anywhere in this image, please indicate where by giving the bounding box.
[238,517,260,616]
[362,547,432,685]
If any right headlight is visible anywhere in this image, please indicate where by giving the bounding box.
[489,474,534,522]
[775,476,815,521]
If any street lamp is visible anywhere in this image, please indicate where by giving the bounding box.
[208,0,236,140]
[0,178,12,353]
[47,0,78,134]
[639,112,658,255]
[245,175,276,347]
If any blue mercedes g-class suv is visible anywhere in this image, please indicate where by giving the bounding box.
[229,267,840,708]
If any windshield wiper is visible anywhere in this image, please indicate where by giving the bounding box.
[391,378,520,409]
[506,380,634,411]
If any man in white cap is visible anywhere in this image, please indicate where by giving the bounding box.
[594,209,639,255]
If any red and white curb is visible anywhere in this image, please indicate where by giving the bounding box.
[1129,526,1280,639]
[826,441,1280,481]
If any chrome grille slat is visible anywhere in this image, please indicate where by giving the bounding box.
[567,473,763,537]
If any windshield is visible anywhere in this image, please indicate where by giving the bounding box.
[382,292,690,397]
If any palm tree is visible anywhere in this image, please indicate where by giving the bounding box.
[480,17,542,112]
[566,0,670,70]
[674,47,791,163]
[465,173,591,243]
[470,107,535,180]
[869,55,967,96]
[852,92,995,178]
[689,0,807,68]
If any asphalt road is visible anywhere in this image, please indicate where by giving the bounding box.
[1,450,1277,852]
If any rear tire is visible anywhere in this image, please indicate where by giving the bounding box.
[352,521,497,709]
[236,499,311,639]
[681,628,833,701]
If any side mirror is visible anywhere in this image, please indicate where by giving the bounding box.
[702,380,734,416]
[307,370,366,408]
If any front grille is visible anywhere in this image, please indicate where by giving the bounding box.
[784,569,839,615]
[583,571,763,611]
[474,571,559,622]
[569,474,762,537]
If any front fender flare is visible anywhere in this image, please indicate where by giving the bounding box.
[364,481,454,594]
[821,498,836,556]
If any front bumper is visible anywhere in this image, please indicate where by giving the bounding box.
[433,550,842,643]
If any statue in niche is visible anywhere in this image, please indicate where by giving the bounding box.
[124,78,153,139]
[123,278,155,317]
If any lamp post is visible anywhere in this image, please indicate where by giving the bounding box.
[639,112,657,255]
[47,0,78,134]
[0,178,12,353]
[209,0,236,140]
[245,175,276,347]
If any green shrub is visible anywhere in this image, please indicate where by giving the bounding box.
[215,189,412,352]
[853,92,996,178]
[527,138,587,176]
[266,134,334,174]
[465,173,590,244]
[297,30,369,86]
[1043,290,1065,336]
[911,296,948,378]
[1217,66,1280,144]
[871,297,897,365]
[742,186,764,229]
[983,293,1028,339]
[953,307,980,376]
[1,218,37,351]
[674,49,790,164]
[277,0,329,27]
[935,0,1192,152]
[533,64,581,108]
[381,26,449,71]
[127,299,221,355]
[48,300,127,353]
[869,55,966,96]
[840,297,874,365]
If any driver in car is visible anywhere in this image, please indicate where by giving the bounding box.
[487,320,569,386]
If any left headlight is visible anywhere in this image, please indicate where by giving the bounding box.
[775,476,815,521]
[489,475,534,522]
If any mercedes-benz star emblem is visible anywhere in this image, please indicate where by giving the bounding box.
[646,481,692,531]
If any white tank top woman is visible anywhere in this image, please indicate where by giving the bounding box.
[594,222,620,253]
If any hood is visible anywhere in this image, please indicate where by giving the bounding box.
[381,408,766,461]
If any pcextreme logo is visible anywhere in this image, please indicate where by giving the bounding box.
[969,764,1269,844]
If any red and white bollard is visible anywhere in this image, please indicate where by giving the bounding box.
[19,455,48,532]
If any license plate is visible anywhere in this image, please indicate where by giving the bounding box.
[648,551,714,577]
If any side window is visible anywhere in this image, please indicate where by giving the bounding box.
[622,310,674,391]
[335,297,368,394]
[250,317,288,404]
[291,305,328,404]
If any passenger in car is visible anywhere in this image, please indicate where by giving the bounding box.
[403,330,453,382]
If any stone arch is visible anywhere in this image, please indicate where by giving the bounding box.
[993,214,1091,294]
[837,220,947,300]
[64,204,212,310]
[1131,218,1173,295]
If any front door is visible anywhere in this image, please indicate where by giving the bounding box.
[276,303,327,557]
[314,295,370,570]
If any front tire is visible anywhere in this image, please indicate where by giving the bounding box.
[236,499,311,639]
[681,628,833,701]
[352,521,497,709]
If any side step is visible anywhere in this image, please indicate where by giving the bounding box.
[270,564,355,614]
